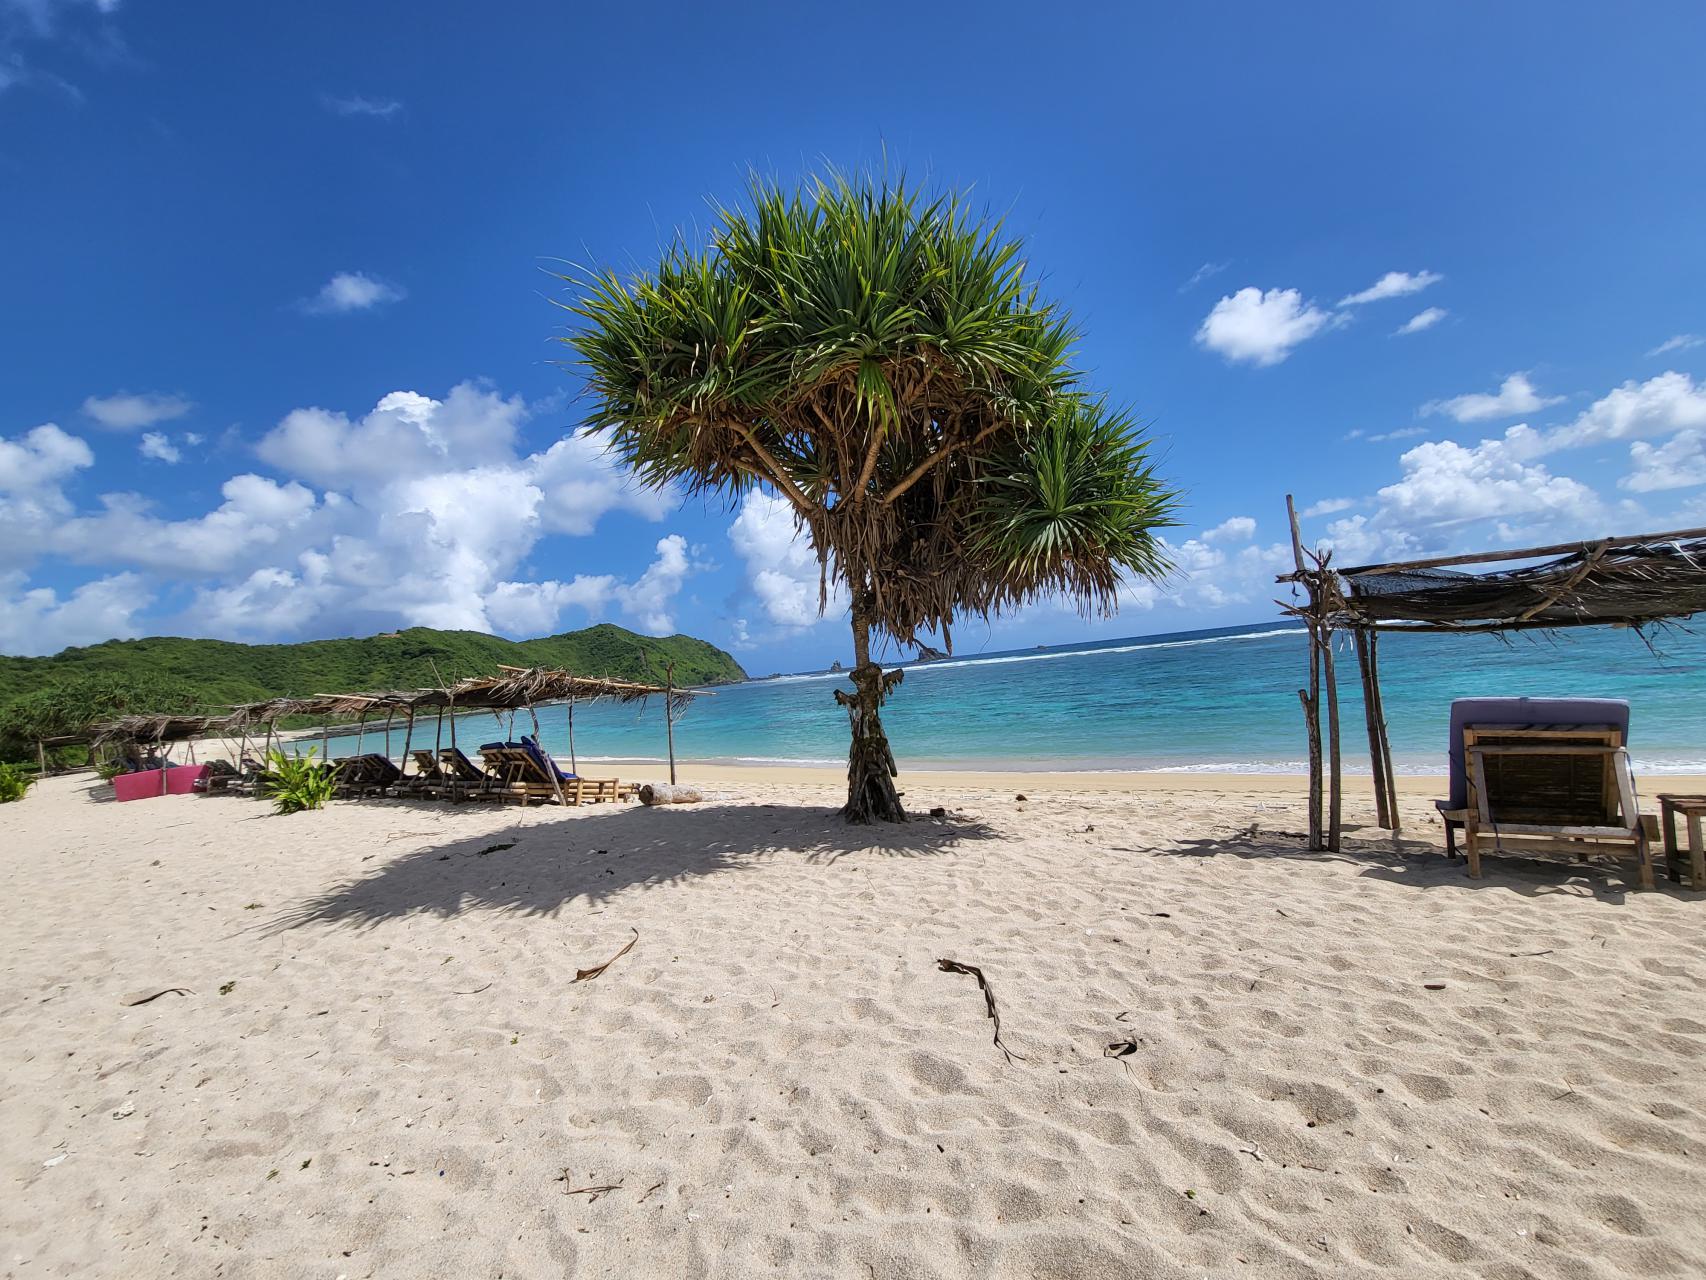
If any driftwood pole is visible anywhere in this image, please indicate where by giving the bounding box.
[400,710,415,778]
[529,701,567,806]
[1354,629,1392,830]
[382,710,394,764]
[1367,629,1399,830]
[665,661,678,786]
[36,739,46,774]
[355,712,367,757]
[1287,496,1325,851]
[566,687,577,775]
[1321,599,1342,852]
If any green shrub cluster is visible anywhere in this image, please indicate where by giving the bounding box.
[260,747,339,815]
[0,762,34,804]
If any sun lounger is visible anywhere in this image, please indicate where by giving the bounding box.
[1435,697,1652,888]
[332,753,401,797]
[476,737,625,805]
[401,749,452,797]
[436,747,498,800]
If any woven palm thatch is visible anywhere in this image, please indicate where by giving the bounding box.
[1326,527,1706,632]
[89,714,223,748]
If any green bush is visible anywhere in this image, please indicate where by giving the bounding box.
[260,747,339,815]
[96,760,125,783]
[0,762,34,804]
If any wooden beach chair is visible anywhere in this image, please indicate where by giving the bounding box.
[478,738,625,806]
[436,747,496,801]
[333,753,401,798]
[1434,697,1653,888]
[404,749,452,798]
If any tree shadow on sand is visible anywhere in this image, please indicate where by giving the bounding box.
[1160,821,1677,904]
[266,801,1000,933]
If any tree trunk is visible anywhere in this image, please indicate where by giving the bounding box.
[836,590,906,824]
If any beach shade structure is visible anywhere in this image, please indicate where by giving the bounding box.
[1278,511,1706,861]
[88,713,225,800]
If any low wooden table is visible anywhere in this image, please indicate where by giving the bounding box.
[1657,794,1706,890]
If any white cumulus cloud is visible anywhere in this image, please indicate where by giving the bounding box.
[1622,431,1706,493]
[1375,427,1599,527]
[1648,334,1704,357]
[138,431,179,463]
[82,391,193,430]
[1546,370,1706,452]
[1195,287,1338,367]
[1423,373,1563,423]
[728,490,843,631]
[1395,307,1447,336]
[1201,515,1256,543]
[0,570,151,656]
[301,271,405,315]
[1338,270,1442,306]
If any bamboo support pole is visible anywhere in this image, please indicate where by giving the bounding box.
[400,710,415,777]
[1287,495,1325,851]
[1322,623,1342,852]
[1367,628,1400,830]
[665,661,678,786]
[529,701,567,807]
[1354,629,1392,830]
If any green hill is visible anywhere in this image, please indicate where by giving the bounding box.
[0,623,747,711]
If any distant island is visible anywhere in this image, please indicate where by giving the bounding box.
[0,622,746,717]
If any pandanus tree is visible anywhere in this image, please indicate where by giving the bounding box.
[563,173,1179,822]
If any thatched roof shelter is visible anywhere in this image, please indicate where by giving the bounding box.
[1278,509,1706,853]
[1322,526,1706,634]
[219,666,698,728]
[89,714,224,748]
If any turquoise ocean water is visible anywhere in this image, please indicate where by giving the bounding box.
[324,621,1706,775]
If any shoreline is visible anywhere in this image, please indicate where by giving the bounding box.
[544,758,1706,796]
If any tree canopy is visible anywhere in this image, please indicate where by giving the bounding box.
[563,172,1180,821]
[568,172,1177,654]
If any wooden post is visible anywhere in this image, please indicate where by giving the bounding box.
[1367,629,1400,830]
[1287,496,1324,851]
[355,712,367,757]
[665,661,678,786]
[566,690,577,774]
[36,739,47,774]
[529,701,567,807]
[1354,629,1392,830]
[1322,616,1342,852]
[383,710,394,764]
[400,710,415,778]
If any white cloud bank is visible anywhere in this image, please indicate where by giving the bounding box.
[2,382,697,653]
[0,571,151,657]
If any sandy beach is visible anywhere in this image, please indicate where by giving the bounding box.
[4,767,1705,1279]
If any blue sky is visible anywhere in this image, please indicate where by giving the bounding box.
[3,2,1704,672]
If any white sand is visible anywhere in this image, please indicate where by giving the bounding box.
[3,768,1704,1278]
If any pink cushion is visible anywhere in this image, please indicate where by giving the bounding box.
[113,765,209,801]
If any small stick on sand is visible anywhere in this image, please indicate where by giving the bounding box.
[937,958,1024,1064]
[574,929,638,983]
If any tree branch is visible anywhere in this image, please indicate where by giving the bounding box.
[879,420,1001,506]
[726,421,816,514]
